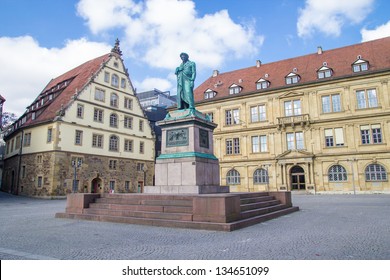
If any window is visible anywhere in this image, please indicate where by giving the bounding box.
[75,130,83,145]
[23,133,31,146]
[111,74,119,87]
[365,164,387,181]
[37,155,43,164]
[137,163,144,171]
[139,120,144,132]
[226,138,240,155]
[284,100,301,116]
[77,104,84,118]
[125,181,130,191]
[322,94,341,113]
[328,165,347,182]
[109,181,115,191]
[109,135,119,151]
[256,78,270,90]
[92,134,103,148]
[124,139,133,152]
[109,160,117,170]
[94,88,105,101]
[229,84,241,95]
[37,176,43,188]
[104,72,110,83]
[352,59,369,72]
[317,66,333,79]
[225,109,240,125]
[252,135,267,153]
[110,113,118,128]
[21,166,26,178]
[15,136,21,150]
[250,105,266,122]
[204,89,216,99]
[121,78,126,88]
[93,109,104,123]
[324,128,344,147]
[139,141,144,154]
[32,112,36,120]
[226,169,240,185]
[356,89,378,109]
[287,132,304,150]
[47,128,52,143]
[110,93,118,107]
[360,124,382,144]
[253,168,269,184]
[124,116,133,129]
[124,97,133,110]
[285,73,300,84]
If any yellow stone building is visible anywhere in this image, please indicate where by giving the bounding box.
[2,40,155,197]
[194,36,390,194]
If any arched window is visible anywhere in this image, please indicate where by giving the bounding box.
[226,169,240,185]
[109,135,119,151]
[110,93,118,107]
[328,165,347,182]
[253,168,268,184]
[365,164,387,181]
[110,113,118,127]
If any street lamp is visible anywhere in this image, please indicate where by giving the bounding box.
[72,158,82,193]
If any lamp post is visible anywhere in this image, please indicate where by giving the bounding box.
[347,158,357,195]
[72,158,82,193]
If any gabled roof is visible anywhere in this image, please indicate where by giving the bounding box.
[194,36,390,103]
[21,53,111,127]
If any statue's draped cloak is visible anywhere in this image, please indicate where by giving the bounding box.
[176,60,196,109]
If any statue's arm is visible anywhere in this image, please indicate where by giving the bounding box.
[191,62,196,81]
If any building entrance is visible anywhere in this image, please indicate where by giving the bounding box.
[91,178,102,193]
[291,165,306,190]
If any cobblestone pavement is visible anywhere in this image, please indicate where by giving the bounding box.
[0,191,389,260]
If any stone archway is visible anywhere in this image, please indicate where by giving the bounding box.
[91,177,102,193]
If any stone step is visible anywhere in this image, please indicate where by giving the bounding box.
[228,206,300,231]
[238,192,270,199]
[240,195,274,204]
[95,197,193,207]
[240,204,288,219]
[240,200,280,211]
[83,208,193,221]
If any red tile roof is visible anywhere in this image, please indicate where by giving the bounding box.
[194,36,390,103]
[22,53,111,127]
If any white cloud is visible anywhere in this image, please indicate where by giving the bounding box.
[134,77,173,93]
[297,0,374,38]
[361,21,390,42]
[0,36,110,116]
[77,0,264,70]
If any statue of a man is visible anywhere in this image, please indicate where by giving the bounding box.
[175,52,196,110]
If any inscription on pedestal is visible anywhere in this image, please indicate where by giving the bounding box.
[199,128,209,148]
[166,128,189,147]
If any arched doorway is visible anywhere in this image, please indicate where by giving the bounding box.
[91,177,102,193]
[290,165,306,190]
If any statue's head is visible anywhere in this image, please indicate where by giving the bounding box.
[180,52,189,61]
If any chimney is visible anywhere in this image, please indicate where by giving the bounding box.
[256,60,261,67]
[212,70,219,77]
[317,46,323,55]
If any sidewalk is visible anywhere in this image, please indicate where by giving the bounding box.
[0,191,389,260]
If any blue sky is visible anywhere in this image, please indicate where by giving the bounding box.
[1,0,390,116]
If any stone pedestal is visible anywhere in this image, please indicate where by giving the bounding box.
[144,109,229,194]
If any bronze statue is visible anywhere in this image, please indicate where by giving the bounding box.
[175,53,196,110]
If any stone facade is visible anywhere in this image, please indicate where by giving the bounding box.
[194,37,390,194]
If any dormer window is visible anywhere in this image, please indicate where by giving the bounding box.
[285,73,300,85]
[256,78,270,90]
[352,57,369,72]
[229,84,242,95]
[204,89,217,99]
[317,66,333,79]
